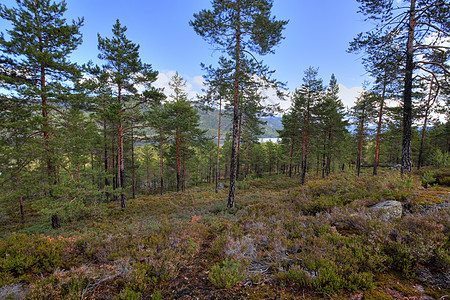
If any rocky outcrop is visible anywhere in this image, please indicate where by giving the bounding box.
[0,283,28,299]
[369,200,403,220]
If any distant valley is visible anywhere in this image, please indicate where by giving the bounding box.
[198,109,282,139]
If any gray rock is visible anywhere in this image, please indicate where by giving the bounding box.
[217,183,225,189]
[388,164,402,170]
[0,283,28,300]
[417,265,450,289]
[369,200,403,220]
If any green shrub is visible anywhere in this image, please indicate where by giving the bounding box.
[276,265,313,288]
[313,263,345,295]
[115,288,142,300]
[421,170,436,188]
[277,258,374,296]
[208,258,246,289]
[125,262,158,293]
[430,149,449,167]
[385,242,416,278]
[0,234,65,283]
[27,267,90,299]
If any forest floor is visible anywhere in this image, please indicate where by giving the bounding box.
[0,168,449,299]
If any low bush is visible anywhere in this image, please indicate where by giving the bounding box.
[0,234,65,284]
[208,258,246,289]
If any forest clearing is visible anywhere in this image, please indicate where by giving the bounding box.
[1,0,449,298]
[0,169,449,299]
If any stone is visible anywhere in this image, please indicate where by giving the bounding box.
[0,283,28,300]
[217,182,225,189]
[388,164,402,170]
[369,200,403,220]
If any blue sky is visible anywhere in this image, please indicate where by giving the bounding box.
[1,0,375,109]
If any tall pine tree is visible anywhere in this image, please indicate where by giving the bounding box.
[97,19,160,209]
[0,0,83,226]
[190,0,288,208]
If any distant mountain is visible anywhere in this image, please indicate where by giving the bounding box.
[198,109,283,139]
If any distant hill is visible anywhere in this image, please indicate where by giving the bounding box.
[198,109,282,139]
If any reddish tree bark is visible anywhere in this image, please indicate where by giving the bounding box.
[228,8,241,208]
[401,0,416,174]
[373,83,386,175]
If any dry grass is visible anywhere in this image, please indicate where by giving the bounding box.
[0,169,449,299]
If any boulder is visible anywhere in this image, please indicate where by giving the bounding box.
[0,283,28,300]
[369,200,403,220]
[388,164,402,170]
[217,183,225,189]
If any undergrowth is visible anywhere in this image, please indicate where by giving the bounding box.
[0,169,448,299]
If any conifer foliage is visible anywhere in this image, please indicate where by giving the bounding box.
[0,0,448,229]
[97,19,160,209]
[1,0,83,225]
[190,0,288,208]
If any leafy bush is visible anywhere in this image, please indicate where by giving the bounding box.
[115,288,142,300]
[277,259,373,296]
[421,170,436,188]
[430,149,449,167]
[0,234,65,283]
[28,266,90,299]
[208,258,246,289]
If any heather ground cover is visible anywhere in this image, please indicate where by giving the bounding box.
[0,168,449,299]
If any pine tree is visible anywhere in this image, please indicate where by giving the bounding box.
[351,90,377,176]
[314,74,348,177]
[200,57,234,192]
[349,28,403,175]
[0,94,38,223]
[1,0,83,225]
[165,73,205,192]
[278,111,300,177]
[351,0,450,174]
[97,19,159,209]
[292,67,324,184]
[190,0,288,208]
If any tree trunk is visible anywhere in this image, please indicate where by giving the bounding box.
[228,1,241,209]
[39,34,55,185]
[159,127,164,195]
[18,169,24,224]
[322,133,326,179]
[51,214,60,229]
[118,85,126,209]
[401,0,416,174]
[289,139,294,177]
[111,134,117,201]
[146,156,151,192]
[373,82,386,175]
[315,151,318,176]
[176,131,182,192]
[131,127,135,199]
[209,151,212,183]
[301,101,310,185]
[215,96,222,193]
[236,112,243,181]
[224,158,228,180]
[182,155,186,192]
[357,107,366,177]
[245,144,249,178]
[418,80,436,170]
[103,99,110,201]
[326,129,332,176]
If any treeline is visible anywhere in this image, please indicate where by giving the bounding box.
[0,1,207,225]
[278,68,449,181]
[0,0,449,226]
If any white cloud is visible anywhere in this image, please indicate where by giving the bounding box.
[152,72,364,115]
[192,75,205,89]
[153,70,203,100]
[338,84,363,108]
